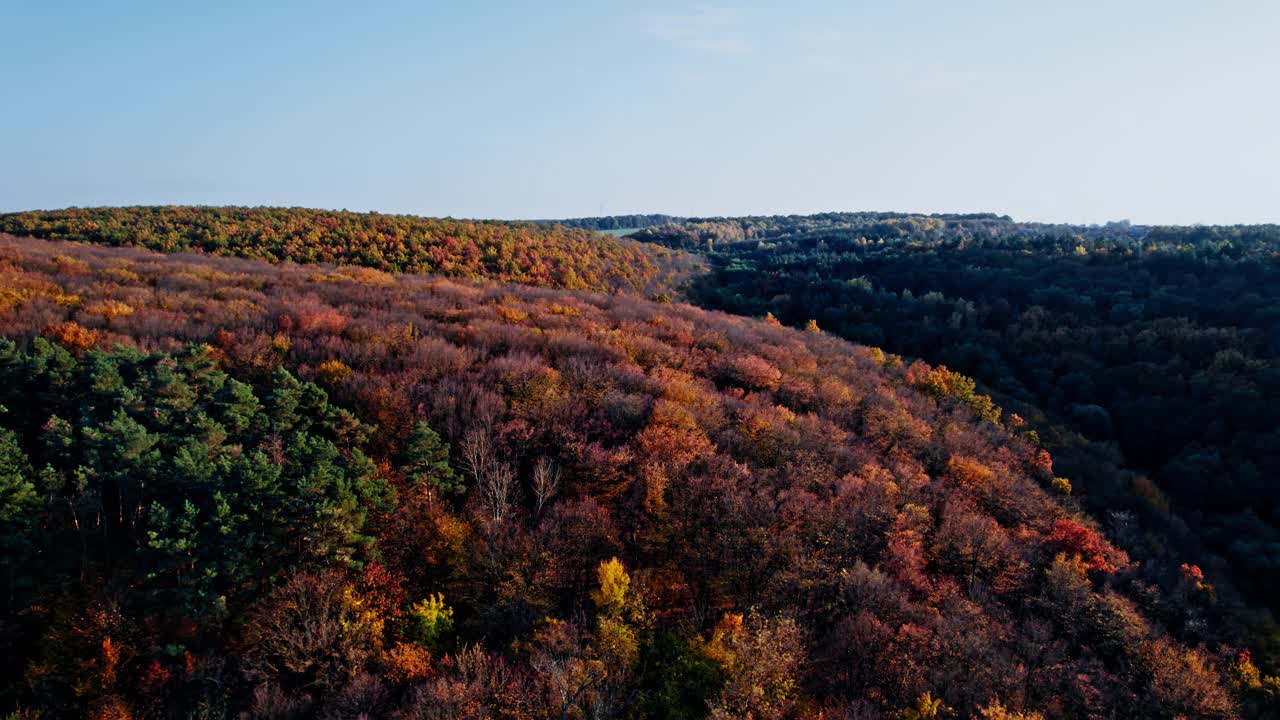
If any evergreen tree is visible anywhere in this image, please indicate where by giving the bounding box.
[401,421,462,495]
[0,428,37,607]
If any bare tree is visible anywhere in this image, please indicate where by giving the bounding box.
[482,461,518,523]
[459,427,494,485]
[460,427,518,523]
[531,456,560,519]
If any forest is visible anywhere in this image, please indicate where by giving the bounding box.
[625,213,1280,656]
[0,207,698,297]
[0,208,1277,718]
[536,215,681,233]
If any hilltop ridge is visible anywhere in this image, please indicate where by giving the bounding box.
[0,206,703,297]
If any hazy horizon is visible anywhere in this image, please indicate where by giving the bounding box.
[0,203,1235,229]
[4,1,1278,225]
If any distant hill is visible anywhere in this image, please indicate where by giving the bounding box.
[0,206,702,296]
[624,211,1153,249]
[537,213,684,232]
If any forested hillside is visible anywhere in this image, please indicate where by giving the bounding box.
[1,235,1270,718]
[0,207,701,296]
[628,213,1280,652]
[540,214,683,232]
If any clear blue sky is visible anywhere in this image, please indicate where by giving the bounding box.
[3,1,1277,224]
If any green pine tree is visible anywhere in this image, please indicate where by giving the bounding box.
[401,421,463,495]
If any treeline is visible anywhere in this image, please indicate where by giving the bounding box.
[631,212,1021,249]
[541,214,683,232]
[0,236,1269,717]
[629,213,1280,640]
[0,206,701,296]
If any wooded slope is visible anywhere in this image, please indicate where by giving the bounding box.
[0,235,1265,718]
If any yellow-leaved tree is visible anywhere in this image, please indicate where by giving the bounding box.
[532,557,647,719]
[591,557,631,618]
[900,692,947,720]
[407,592,454,650]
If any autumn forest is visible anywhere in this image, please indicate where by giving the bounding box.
[0,206,1277,719]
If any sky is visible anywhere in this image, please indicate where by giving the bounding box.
[2,1,1278,225]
